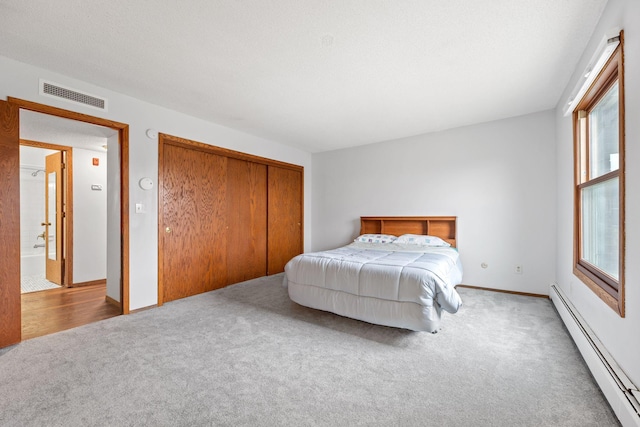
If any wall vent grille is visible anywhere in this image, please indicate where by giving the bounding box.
[39,79,108,111]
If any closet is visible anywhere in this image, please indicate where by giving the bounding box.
[158,134,303,304]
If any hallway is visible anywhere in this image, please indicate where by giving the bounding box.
[21,283,120,340]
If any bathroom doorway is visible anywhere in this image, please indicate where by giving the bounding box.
[19,142,72,293]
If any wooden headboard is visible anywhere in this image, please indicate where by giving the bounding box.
[360,216,457,248]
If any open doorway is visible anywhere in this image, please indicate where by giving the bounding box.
[0,97,130,347]
[19,142,71,293]
[19,110,119,339]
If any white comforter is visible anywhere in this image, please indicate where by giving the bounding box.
[284,242,463,332]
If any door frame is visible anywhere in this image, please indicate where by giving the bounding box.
[0,100,21,347]
[0,97,130,347]
[21,140,74,287]
[11,97,131,314]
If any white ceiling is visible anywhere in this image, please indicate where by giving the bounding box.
[0,1,607,153]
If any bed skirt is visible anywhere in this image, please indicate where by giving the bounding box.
[285,277,444,332]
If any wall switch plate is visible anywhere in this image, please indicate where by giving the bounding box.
[135,203,144,214]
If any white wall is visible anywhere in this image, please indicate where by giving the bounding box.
[73,148,107,283]
[19,146,56,279]
[312,110,557,295]
[19,146,55,260]
[555,0,640,387]
[0,55,313,310]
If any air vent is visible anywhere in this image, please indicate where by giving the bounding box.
[39,79,108,111]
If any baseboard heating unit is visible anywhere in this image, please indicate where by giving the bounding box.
[550,284,640,427]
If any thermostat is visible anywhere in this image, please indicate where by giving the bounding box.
[139,177,153,190]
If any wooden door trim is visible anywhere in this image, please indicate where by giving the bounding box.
[0,100,21,347]
[157,136,166,307]
[160,133,304,172]
[21,140,74,287]
[10,97,131,130]
[8,97,130,315]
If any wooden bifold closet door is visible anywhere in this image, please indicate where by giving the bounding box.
[159,135,303,304]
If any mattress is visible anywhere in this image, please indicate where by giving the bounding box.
[283,241,463,332]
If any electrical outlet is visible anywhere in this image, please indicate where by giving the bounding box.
[515,265,523,274]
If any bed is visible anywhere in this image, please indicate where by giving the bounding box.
[283,216,463,333]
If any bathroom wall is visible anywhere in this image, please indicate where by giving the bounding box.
[19,146,56,276]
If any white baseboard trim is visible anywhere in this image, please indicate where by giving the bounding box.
[550,283,640,427]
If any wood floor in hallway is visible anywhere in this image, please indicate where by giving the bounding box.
[21,283,120,341]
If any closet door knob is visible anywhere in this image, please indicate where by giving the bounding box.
[165,227,172,233]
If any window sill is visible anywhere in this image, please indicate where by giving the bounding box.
[573,266,624,317]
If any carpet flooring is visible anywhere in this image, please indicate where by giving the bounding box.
[0,274,619,426]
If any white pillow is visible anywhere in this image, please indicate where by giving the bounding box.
[354,234,397,244]
[394,234,450,246]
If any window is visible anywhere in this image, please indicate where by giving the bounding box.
[573,33,624,316]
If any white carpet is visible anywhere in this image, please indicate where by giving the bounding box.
[21,275,60,293]
[0,274,620,426]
